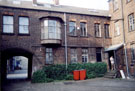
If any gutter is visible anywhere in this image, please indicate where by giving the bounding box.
[64,13,68,70]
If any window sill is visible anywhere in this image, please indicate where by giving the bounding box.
[80,36,88,38]
[69,35,78,37]
[18,33,30,36]
[128,30,135,33]
[2,33,15,35]
[105,37,111,39]
[95,36,102,38]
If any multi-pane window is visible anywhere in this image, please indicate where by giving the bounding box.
[70,48,77,63]
[3,16,13,33]
[113,0,118,11]
[128,13,135,31]
[19,17,29,34]
[82,49,88,63]
[114,21,120,36]
[80,22,87,36]
[89,48,96,60]
[41,19,61,39]
[46,48,53,64]
[131,44,135,62]
[104,24,110,38]
[69,21,76,36]
[95,23,101,37]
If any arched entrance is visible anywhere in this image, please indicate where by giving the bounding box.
[1,48,33,82]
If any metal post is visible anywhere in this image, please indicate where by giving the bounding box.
[64,13,68,70]
[113,50,117,71]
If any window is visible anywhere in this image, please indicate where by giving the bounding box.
[82,49,88,63]
[104,24,110,38]
[70,48,77,63]
[69,21,76,36]
[19,17,29,34]
[41,19,61,39]
[96,48,102,62]
[131,44,135,63]
[80,22,87,36]
[89,48,96,60]
[128,13,135,31]
[3,16,13,33]
[114,21,120,36]
[45,48,53,64]
[127,0,131,3]
[113,0,118,11]
[94,23,101,37]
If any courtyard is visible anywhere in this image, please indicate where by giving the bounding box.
[2,78,135,91]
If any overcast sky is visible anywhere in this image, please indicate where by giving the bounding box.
[25,0,109,10]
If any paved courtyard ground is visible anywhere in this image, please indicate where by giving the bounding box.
[2,78,135,91]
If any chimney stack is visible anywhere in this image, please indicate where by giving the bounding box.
[33,0,37,4]
[54,0,59,5]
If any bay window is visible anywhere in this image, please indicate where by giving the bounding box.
[41,19,61,40]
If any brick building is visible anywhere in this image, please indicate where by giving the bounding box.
[108,0,135,77]
[0,0,111,79]
[0,0,135,80]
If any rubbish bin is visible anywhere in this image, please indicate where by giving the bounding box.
[73,70,80,80]
[80,69,86,80]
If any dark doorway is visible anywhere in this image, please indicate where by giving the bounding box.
[96,48,102,62]
[108,51,114,70]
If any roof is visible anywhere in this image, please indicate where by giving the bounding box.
[104,43,124,52]
[0,0,110,17]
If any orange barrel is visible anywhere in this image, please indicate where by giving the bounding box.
[73,70,80,80]
[80,69,86,80]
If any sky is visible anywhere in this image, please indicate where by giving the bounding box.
[25,0,109,10]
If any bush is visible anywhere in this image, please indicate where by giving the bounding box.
[32,62,107,83]
[32,70,47,83]
[87,72,96,79]
[65,74,73,80]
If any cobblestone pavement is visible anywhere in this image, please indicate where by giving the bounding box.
[2,78,135,91]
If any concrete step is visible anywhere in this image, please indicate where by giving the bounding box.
[104,71,116,79]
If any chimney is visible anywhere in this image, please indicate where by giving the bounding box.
[33,0,37,4]
[54,0,59,5]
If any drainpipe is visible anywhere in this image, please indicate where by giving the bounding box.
[120,0,130,78]
[64,13,68,70]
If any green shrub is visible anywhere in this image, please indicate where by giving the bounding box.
[32,62,107,83]
[32,70,47,83]
[65,74,73,80]
[87,72,96,79]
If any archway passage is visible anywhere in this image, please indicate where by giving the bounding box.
[6,56,28,79]
[1,48,33,82]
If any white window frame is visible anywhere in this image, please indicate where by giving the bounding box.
[82,49,88,63]
[128,13,135,31]
[3,15,14,33]
[19,17,29,34]
[45,48,53,64]
[114,21,120,36]
[69,21,76,36]
[95,23,101,37]
[41,19,61,40]
[70,48,77,63]
[113,0,118,11]
[80,22,87,37]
